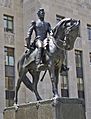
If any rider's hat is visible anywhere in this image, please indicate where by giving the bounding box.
[37,8,45,15]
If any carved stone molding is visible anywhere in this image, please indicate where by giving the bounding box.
[0,0,12,8]
[4,32,15,46]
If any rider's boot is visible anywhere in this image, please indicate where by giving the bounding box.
[60,64,69,73]
[36,47,44,70]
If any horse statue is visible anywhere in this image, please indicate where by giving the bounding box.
[14,18,80,104]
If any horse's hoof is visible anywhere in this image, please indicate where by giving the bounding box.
[52,95,60,106]
[37,97,42,101]
[37,98,42,101]
[53,92,60,98]
[14,103,19,111]
[53,94,60,100]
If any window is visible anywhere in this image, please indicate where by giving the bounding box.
[60,51,69,97]
[4,47,15,107]
[61,76,68,90]
[75,50,82,68]
[77,78,84,99]
[61,75,69,97]
[89,52,91,64]
[77,78,84,91]
[75,50,83,78]
[5,90,15,107]
[87,25,91,40]
[75,50,84,99]
[5,76,15,90]
[4,15,14,33]
[6,99,14,107]
[4,47,14,66]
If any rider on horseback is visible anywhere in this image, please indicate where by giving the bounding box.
[25,8,69,71]
[25,8,52,70]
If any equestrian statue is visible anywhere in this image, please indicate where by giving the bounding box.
[14,8,80,104]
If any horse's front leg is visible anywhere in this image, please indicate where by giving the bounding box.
[14,78,22,104]
[54,67,60,91]
[49,64,59,98]
[14,66,28,104]
[31,71,42,101]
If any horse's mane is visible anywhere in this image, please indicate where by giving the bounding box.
[52,18,71,38]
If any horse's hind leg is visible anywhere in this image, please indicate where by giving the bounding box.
[54,67,59,91]
[22,72,42,101]
[49,65,59,98]
[31,71,42,100]
[22,75,33,91]
[14,66,28,104]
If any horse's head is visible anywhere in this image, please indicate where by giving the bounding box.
[53,18,80,50]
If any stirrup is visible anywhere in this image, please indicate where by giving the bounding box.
[60,65,69,73]
[36,63,44,71]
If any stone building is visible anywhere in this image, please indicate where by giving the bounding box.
[0,0,91,119]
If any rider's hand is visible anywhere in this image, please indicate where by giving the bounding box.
[50,30,53,36]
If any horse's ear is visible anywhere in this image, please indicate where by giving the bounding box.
[52,26,58,38]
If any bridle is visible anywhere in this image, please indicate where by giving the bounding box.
[52,20,76,50]
[51,36,65,50]
[52,26,70,50]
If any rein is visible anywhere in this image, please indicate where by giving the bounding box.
[52,30,71,50]
[52,24,71,50]
[52,36,65,50]
[50,36,66,50]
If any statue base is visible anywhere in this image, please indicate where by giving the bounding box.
[3,98,86,119]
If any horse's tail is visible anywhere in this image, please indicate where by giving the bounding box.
[17,54,26,76]
[17,61,19,73]
[40,70,47,82]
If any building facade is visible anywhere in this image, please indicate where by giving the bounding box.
[0,0,91,119]
[0,0,24,118]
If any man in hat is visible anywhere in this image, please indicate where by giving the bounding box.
[25,8,69,71]
[25,8,52,69]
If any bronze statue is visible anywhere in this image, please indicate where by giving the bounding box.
[25,8,68,71]
[25,8,52,70]
[14,9,80,104]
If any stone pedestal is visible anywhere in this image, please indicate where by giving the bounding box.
[3,98,86,119]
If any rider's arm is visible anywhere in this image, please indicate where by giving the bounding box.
[47,23,53,36]
[26,21,36,49]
